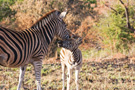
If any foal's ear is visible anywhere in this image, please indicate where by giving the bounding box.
[76,37,82,45]
[59,9,67,19]
[71,33,80,39]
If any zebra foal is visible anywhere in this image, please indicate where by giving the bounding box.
[0,9,72,90]
[58,35,82,90]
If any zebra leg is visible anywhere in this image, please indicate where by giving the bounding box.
[61,63,66,90]
[75,69,80,90]
[17,65,27,90]
[33,61,42,90]
[67,68,71,90]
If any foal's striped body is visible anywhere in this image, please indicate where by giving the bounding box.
[60,48,82,69]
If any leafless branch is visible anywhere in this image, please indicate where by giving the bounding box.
[104,4,117,14]
[119,0,125,6]
[119,0,132,30]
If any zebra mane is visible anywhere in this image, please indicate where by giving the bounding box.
[31,10,59,27]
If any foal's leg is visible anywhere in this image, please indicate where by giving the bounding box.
[67,68,72,90]
[17,65,27,90]
[75,69,80,90]
[61,63,66,90]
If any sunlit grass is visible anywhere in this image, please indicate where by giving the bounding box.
[1,59,135,89]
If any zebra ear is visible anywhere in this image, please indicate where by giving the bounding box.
[77,37,82,45]
[59,9,67,19]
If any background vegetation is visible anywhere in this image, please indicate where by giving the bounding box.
[1,0,135,89]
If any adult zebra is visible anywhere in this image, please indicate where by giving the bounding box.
[0,10,72,90]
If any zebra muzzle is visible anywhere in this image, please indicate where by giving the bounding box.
[57,41,63,47]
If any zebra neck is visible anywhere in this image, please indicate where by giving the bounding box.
[31,19,56,45]
[71,49,79,62]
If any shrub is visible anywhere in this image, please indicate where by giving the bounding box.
[0,0,16,21]
[97,4,135,52]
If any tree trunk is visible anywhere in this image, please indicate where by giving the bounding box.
[119,0,131,29]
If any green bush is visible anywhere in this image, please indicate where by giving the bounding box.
[0,0,18,21]
[97,4,135,52]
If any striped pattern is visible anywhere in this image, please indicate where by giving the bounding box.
[58,37,82,90]
[0,10,71,90]
[60,48,82,68]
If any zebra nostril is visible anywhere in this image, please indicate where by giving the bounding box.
[57,41,63,47]
[58,40,63,43]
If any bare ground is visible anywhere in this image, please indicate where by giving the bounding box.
[1,57,135,90]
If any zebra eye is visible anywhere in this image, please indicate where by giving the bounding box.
[68,42,70,44]
[66,35,70,39]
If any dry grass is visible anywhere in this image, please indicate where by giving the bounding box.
[1,57,135,90]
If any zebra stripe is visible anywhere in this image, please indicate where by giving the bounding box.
[0,10,71,90]
[58,36,82,90]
